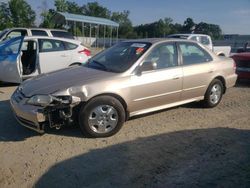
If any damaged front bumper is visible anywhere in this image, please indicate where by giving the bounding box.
[10,97,46,133]
[10,90,80,134]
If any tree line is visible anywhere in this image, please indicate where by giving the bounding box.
[0,0,223,39]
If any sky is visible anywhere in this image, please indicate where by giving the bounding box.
[6,0,250,34]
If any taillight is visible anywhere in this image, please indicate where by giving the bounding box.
[233,61,236,71]
[79,49,91,56]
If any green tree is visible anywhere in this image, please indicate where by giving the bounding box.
[9,0,36,27]
[40,9,56,28]
[111,11,135,38]
[66,1,82,14]
[134,17,174,38]
[55,0,68,12]
[81,2,111,18]
[182,17,195,33]
[0,2,12,30]
[195,22,222,39]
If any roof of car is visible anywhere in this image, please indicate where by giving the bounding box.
[23,36,81,44]
[168,33,209,37]
[124,38,196,44]
[5,27,68,32]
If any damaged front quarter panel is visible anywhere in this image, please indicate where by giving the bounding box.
[42,94,81,130]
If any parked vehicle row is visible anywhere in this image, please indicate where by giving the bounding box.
[0,36,91,83]
[10,38,237,137]
[0,28,74,42]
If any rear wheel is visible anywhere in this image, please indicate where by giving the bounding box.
[78,96,125,138]
[203,79,223,108]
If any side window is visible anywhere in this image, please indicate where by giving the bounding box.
[31,30,48,36]
[5,30,27,40]
[21,41,37,51]
[190,36,199,42]
[144,43,178,70]
[64,42,78,50]
[39,39,65,52]
[179,43,212,65]
[0,39,21,55]
[51,31,74,39]
[199,36,210,45]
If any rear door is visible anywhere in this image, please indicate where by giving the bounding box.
[38,38,72,73]
[178,42,214,100]
[0,36,24,83]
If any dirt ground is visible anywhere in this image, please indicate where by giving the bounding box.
[0,80,250,188]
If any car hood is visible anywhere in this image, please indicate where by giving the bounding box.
[21,66,117,97]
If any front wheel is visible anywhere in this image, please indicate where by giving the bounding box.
[78,96,126,138]
[203,79,224,108]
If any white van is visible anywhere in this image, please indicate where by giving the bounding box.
[0,36,91,83]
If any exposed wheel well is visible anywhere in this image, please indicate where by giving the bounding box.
[214,76,226,93]
[217,52,225,56]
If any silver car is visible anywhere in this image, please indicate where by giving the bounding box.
[10,38,237,137]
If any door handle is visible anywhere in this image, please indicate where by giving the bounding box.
[208,70,214,73]
[61,54,68,57]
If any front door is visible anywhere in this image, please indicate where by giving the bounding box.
[0,36,24,83]
[129,42,183,115]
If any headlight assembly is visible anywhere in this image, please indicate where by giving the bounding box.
[26,95,81,107]
[27,95,53,107]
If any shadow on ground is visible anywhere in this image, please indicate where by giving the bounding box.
[0,82,19,88]
[35,128,250,188]
[0,100,38,141]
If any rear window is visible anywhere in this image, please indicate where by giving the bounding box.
[31,30,48,36]
[64,41,78,50]
[51,31,74,39]
[199,36,210,45]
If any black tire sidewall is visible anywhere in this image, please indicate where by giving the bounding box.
[78,96,125,138]
[204,79,223,108]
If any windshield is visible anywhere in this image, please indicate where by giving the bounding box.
[0,29,9,41]
[85,42,151,73]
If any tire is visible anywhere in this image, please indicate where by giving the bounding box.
[203,79,224,108]
[78,96,126,138]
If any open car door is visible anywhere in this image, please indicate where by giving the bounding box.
[0,36,24,83]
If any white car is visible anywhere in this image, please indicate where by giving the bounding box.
[0,36,91,83]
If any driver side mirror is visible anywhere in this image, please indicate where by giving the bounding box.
[137,61,157,75]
